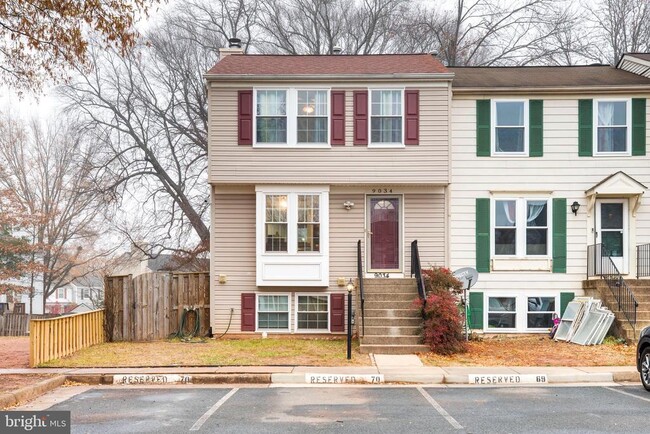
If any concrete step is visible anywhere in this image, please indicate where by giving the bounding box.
[363,326,420,336]
[363,308,421,318]
[361,335,421,345]
[363,292,420,302]
[362,279,418,294]
[359,344,429,354]
[362,317,422,327]
[364,300,417,310]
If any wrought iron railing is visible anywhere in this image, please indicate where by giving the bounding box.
[410,240,426,303]
[587,243,638,333]
[637,243,650,278]
[356,240,365,337]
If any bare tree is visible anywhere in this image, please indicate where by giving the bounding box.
[59,4,219,257]
[588,0,650,64]
[0,115,112,312]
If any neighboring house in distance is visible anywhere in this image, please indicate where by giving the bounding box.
[0,275,44,315]
[206,41,452,352]
[45,275,104,315]
[109,245,209,277]
[448,54,650,336]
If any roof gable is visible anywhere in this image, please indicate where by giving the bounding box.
[617,53,650,78]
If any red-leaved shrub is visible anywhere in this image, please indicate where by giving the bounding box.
[414,266,467,354]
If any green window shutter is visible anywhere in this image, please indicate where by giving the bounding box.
[529,100,544,157]
[552,198,567,273]
[632,98,647,156]
[469,292,484,329]
[578,99,593,157]
[476,198,491,273]
[476,100,491,156]
[560,292,575,316]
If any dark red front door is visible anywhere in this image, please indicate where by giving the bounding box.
[370,198,400,270]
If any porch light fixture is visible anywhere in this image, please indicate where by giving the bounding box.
[346,279,354,293]
[571,201,580,216]
[343,201,354,210]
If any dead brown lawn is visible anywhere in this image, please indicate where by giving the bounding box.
[420,335,636,367]
[0,375,53,395]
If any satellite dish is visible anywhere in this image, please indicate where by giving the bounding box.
[452,267,479,289]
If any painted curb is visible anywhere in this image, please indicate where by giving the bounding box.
[0,375,66,409]
[613,370,639,383]
[67,373,272,385]
[443,372,615,384]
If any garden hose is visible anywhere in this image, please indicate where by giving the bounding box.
[171,307,202,341]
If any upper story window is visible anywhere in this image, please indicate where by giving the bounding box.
[255,89,329,147]
[493,100,527,154]
[494,198,548,257]
[370,90,403,146]
[595,100,630,154]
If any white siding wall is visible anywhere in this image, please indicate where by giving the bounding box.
[450,94,650,331]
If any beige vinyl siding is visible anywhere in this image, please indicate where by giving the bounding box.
[211,186,447,333]
[208,83,450,185]
[449,95,650,298]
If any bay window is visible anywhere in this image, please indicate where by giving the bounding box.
[256,187,329,286]
[371,90,403,145]
[595,100,630,154]
[494,198,549,257]
[255,89,329,146]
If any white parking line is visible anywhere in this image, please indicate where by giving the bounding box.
[189,388,239,431]
[604,386,650,403]
[417,387,464,430]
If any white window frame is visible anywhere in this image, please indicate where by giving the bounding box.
[491,197,551,259]
[253,87,331,148]
[256,293,291,332]
[526,295,558,331]
[294,293,330,333]
[593,98,631,156]
[369,87,405,148]
[486,295,517,331]
[82,288,91,299]
[256,186,329,286]
[491,99,528,156]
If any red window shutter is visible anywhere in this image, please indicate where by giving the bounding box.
[241,293,256,331]
[238,90,253,145]
[331,90,346,145]
[405,90,419,145]
[353,90,368,145]
[330,293,345,332]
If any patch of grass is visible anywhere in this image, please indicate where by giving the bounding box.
[41,337,370,368]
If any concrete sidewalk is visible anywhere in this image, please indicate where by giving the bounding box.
[0,355,639,385]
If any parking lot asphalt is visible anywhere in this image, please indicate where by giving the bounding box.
[18,384,650,433]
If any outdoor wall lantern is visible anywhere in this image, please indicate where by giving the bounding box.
[571,201,580,216]
[343,201,355,210]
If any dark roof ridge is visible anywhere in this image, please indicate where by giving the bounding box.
[449,64,613,69]
[239,53,434,57]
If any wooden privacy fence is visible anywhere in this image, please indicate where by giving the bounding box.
[104,272,210,342]
[29,309,104,367]
[0,314,51,336]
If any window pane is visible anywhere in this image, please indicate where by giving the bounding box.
[371,90,402,116]
[597,127,626,152]
[298,224,320,252]
[527,297,555,311]
[526,228,547,255]
[602,231,623,257]
[598,101,626,126]
[257,117,287,143]
[526,201,547,227]
[488,297,516,328]
[371,117,402,143]
[489,297,516,311]
[297,117,327,143]
[266,195,287,222]
[527,313,553,328]
[258,312,289,329]
[297,90,327,116]
[488,313,516,328]
[601,203,623,229]
[297,295,328,330]
[259,295,289,312]
[257,90,286,116]
[495,127,524,152]
[298,195,319,223]
[496,102,524,126]
[265,223,287,252]
[495,200,516,226]
[495,229,516,255]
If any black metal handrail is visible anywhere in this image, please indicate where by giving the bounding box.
[587,243,638,333]
[357,240,365,337]
[410,240,426,303]
[637,243,650,278]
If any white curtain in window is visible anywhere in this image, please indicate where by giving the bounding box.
[526,202,546,225]
[598,102,615,126]
[502,201,516,224]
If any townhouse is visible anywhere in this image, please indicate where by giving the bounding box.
[207,45,650,347]
[206,43,451,351]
